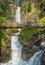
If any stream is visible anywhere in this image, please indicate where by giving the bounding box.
[1,32,43,65]
[15,7,21,23]
[0,6,44,65]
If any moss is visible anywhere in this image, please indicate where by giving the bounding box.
[38,16,45,23]
[1,38,6,46]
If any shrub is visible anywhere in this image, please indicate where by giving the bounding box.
[38,16,45,23]
[20,27,38,43]
[0,16,10,22]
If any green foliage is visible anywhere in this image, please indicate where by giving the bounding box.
[40,0,45,3]
[0,0,12,18]
[35,0,45,14]
[0,28,5,46]
[37,28,45,31]
[0,28,4,36]
[38,16,45,23]
[37,0,45,3]
[0,8,4,16]
[0,28,18,46]
[0,28,7,46]
[1,38,6,46]
[20,27,45,43]
[21,1,31,15]
[0,16,10,22]
[27,2,31,12]
[20,27,38,43]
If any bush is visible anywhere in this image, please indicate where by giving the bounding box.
[0,8,4,16]
[1,38,6,46]
[0,0,12,18]
[27,2,31,12]
[21,1,32,15]
[0,16,10,22]
[20,27,38,43]
[38,16,45,23]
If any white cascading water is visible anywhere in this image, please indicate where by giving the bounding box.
[0,6,44,65]
[15,7,21,23]
[41,42,45,47]
[0,32,43,65]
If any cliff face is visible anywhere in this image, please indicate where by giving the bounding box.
[41,51,45,65]
[20,28,45,61]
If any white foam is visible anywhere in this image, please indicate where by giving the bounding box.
[41,42,45,47]
[16,7,21,23]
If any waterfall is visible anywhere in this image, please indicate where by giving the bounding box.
[11,32,22,65]
[0,32,43,65]
[19,51,43,65]
[15,7,21,23]
[41,42,45,47]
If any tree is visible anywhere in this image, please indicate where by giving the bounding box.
[27,2,31,12]
[0,0,12,18]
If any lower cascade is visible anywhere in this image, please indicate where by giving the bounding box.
[1,32,43,65]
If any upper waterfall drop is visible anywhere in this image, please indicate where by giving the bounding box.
[16,7,21,23]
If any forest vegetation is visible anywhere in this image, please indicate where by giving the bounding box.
[0,0,45,46]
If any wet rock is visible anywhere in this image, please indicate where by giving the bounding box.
[19,34,42,46]
[41,42,45,48]
[39,12,45,18]
[41,51,45,65]
[21,45,40,61]
[20,30,45,61]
